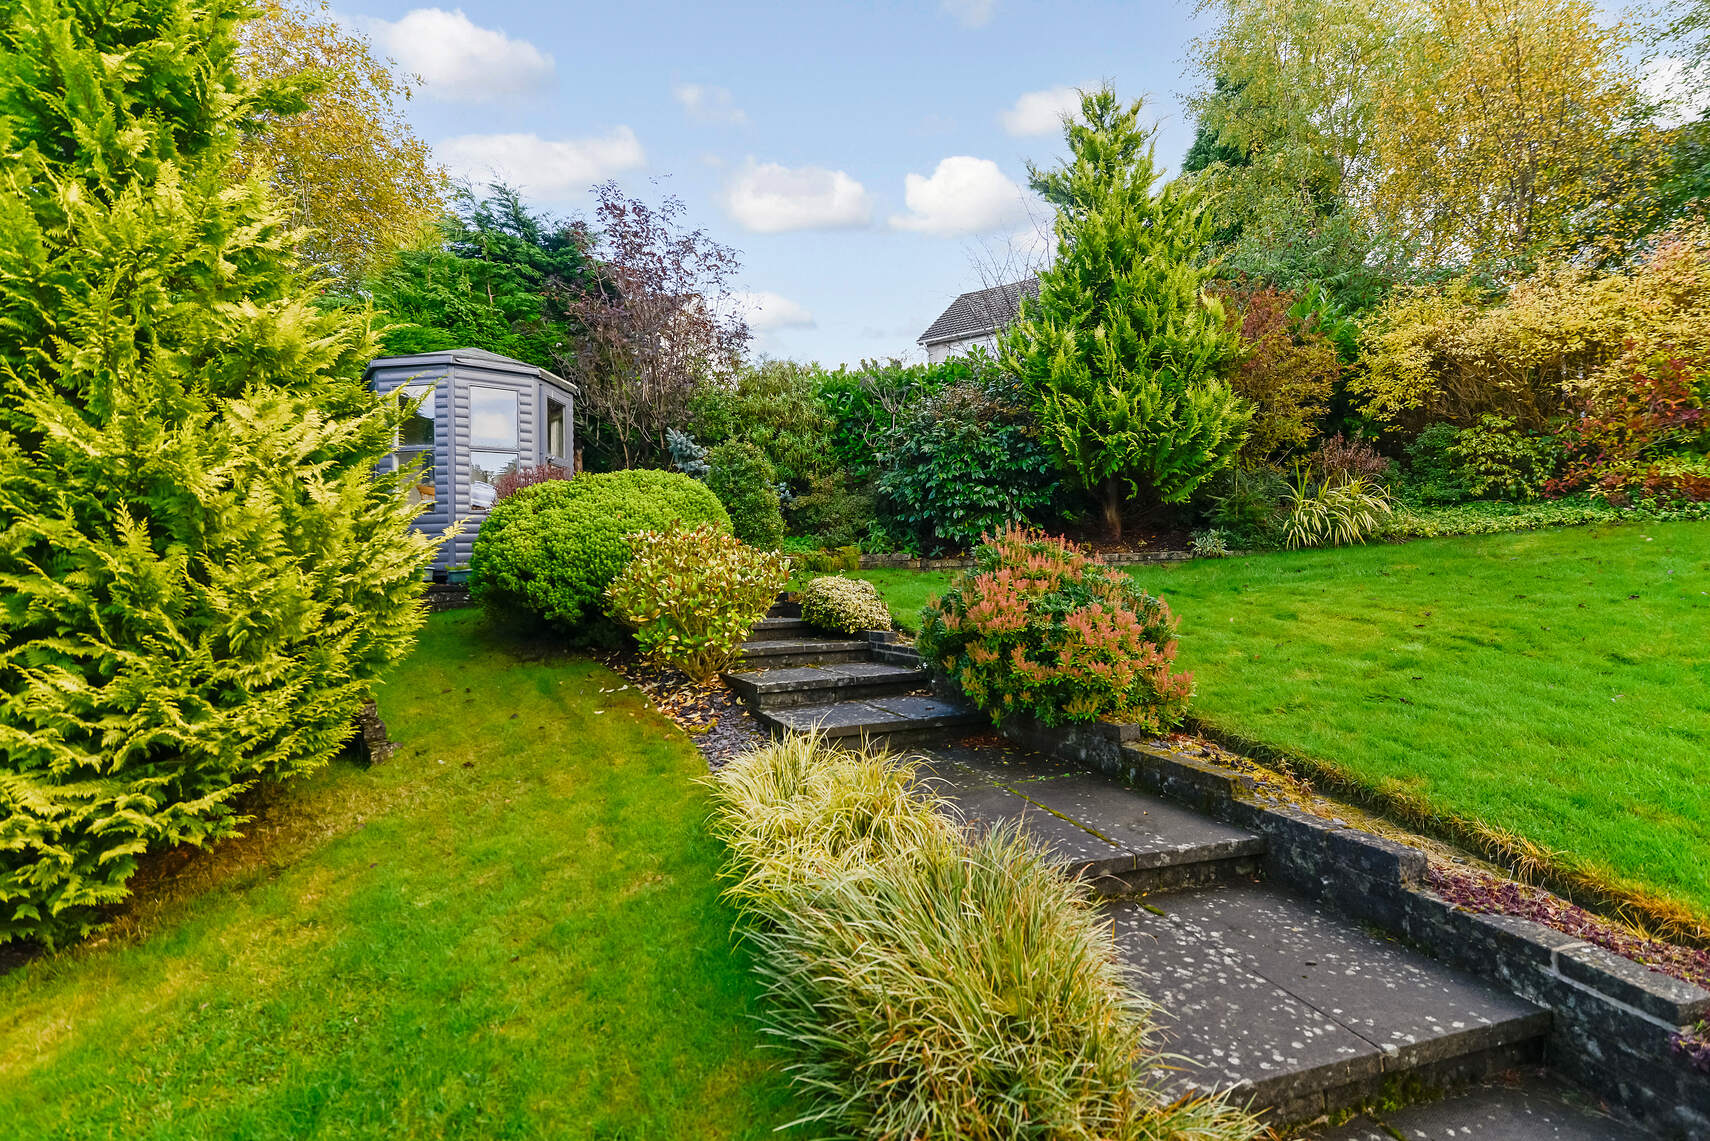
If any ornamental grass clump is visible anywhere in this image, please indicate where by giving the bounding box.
[799,575,892,635]
[606,523,790,681]
[708,736,1259,1141]
[917,526,1193,730]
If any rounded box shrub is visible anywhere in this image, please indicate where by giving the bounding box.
[800,575,891,635]
[469,469,729,630]
[918,526,1192,731]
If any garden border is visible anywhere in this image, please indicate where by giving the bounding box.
[995,715,1710,1138]
[857,549,1191,570]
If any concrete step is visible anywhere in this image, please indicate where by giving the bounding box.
[746,616,810,642]
[1109,880,1551,1126]
[766,598,801,619]
[1314,1070,1657,1139]
[724,661,926,710]
[737,637,872,668]
[913,743,1267,896]
[756,695,983,746]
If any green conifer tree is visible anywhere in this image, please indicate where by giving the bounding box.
[0,0,434,946]
[1004,88,1250,539]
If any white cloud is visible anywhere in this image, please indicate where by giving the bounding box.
[723,160,873,233]
[730,291,816,333]
[674,83,748,126]
[890,156,1031,236]
[1000,86,1081,137]
[1643,55,1710,130]
[942,0,995,28]
[367,8,554,102]
[437,128,645,199]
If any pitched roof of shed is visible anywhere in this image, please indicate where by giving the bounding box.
[364,348,578,395]
[916,277,1038,346]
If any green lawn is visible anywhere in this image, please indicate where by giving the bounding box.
[0,610,800,1140]
[862,524,1710,920]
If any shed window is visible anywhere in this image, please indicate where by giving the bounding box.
[546,397,567,461]
[468,386,520,512]
[393,382,438,510]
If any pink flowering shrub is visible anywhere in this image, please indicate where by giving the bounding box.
[917,526,1193,730]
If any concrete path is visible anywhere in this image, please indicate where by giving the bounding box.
[724,612,1660,1136]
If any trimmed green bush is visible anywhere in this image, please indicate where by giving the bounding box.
[469,470,728,630]
[799,576,891,635]
[606,523,791,681]
[918,527,1192,731]
[0,0,434,947]
[708,736,1258,1141]
[706,441,785,549]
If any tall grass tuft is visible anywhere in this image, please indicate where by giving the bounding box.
[708,735,1262,1140]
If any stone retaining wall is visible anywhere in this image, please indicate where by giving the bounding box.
[996,715,1710,1138]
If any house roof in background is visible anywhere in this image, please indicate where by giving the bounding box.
[916,277,1038,347]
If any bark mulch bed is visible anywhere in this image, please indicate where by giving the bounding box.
[598,651,767,770]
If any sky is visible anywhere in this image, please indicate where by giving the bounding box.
[339,0,1215,366]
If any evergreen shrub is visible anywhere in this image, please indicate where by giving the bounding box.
[706,441,785,549]
[469,470,728,630]
[918,527,1192,730]
[606,524,790,681]
[0,0,434,946]
[800,576,891,635]
[877,375,1063,555]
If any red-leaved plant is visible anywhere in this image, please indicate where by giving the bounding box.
[917,526,1192,730]
[494,462,573,501]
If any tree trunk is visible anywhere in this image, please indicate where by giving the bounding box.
[1101,476,1124,542]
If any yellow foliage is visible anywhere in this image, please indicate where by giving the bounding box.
[1371,0,1657,267]
[234,0,447,283]
[1355,224,1710,427]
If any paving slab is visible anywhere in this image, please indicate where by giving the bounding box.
[1109,896,1385,1103]
[1317,1072,1656,1139]
[1005,771,1265,869]
[1156,883,1549,1068]
[1106,882,1548,1110]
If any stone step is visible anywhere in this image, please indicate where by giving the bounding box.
[756,695,983,746]
[737,637,872,668]
[746,616,810,642]
[766,598,802,619]
[1108,880,1551,1126]
[913,742,1267,896]
[1313,1070,1657,1139]
[724,661,926,710]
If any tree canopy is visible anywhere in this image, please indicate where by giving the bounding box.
[1005,88,1249,538]
[235,0,447,283]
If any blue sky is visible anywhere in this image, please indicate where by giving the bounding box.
[343,0,1213,366]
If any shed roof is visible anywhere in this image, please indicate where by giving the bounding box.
[364,347,578,395]
[916,277,1038,347]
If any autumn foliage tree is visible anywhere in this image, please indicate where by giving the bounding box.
[1371,0,1656,268]
[566,183,750,469]
[1004,88,1248,539]
[235,0,446,282]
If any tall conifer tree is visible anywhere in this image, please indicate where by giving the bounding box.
[0,0,434,945]
[1004,88,1249,539]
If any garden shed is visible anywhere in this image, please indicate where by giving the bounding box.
[365,348,577,573]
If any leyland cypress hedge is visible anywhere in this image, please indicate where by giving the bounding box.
[0,0,436,946]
